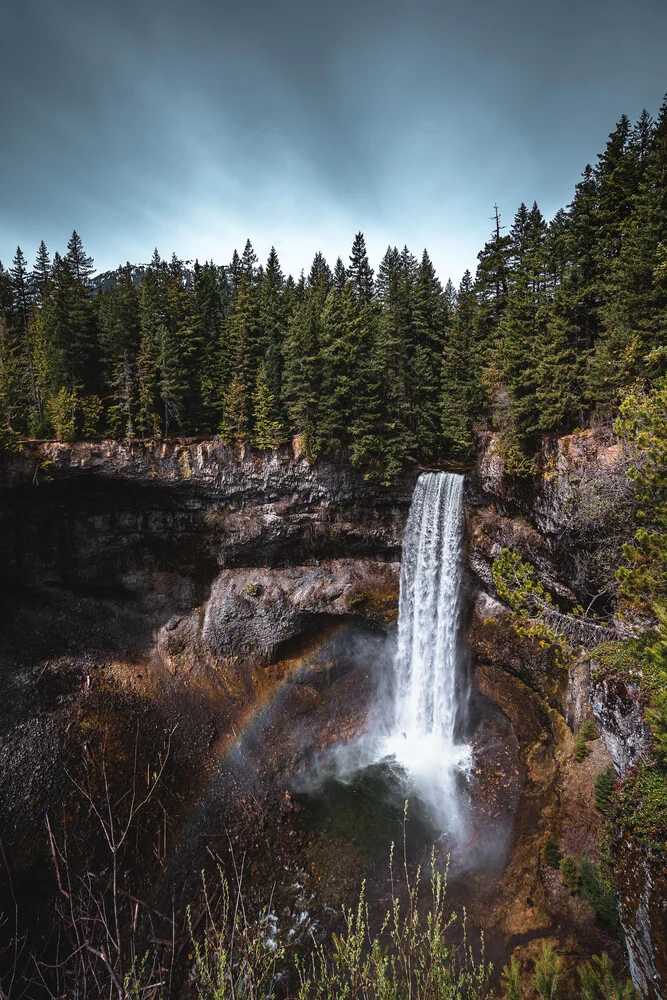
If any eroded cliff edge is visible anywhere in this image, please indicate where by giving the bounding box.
[0,432,663,997]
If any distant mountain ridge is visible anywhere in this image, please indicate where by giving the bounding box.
[90,262,196,292]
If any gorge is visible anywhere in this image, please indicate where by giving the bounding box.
[0,432,664,998]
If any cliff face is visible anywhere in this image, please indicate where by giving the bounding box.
[0,431,663,997]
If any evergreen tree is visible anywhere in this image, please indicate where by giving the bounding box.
[32,240,51,304]
[594,768,615,815]
[409,249,446,460]
[441,270,476,454]
[251,362,283,449]
[560,855,580,894]
[333,257,347,294]
[98,264,141,435]
[0,316,23,446]
[347,233,374,305]
[475,205,511,397]
[66,230,95,284]
[282,292,321,453]
[220,376,248,444]
[496,201,549,450]
[260,247,287,409]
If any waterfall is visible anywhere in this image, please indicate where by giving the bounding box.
[380,471,471,835]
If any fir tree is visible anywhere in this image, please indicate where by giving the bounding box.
[98,264,141,435]
[347,233,374,305]
[441,270,476,454]
[220,376,248,444]
[251,362,283,450]
[32,240,51,303]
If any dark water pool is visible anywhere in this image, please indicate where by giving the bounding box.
[290,757,446,858]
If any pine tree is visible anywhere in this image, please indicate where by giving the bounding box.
[409,250,446,461]
[441,270,475,454]
[66,230,95,284]
[11,246,43,427]
[560,854,580,894]
[475,205,512,398]
[534,290,580,432]
[32,240,51,302]
[220,376,248,444]
[496,202,549,450]
[574,730,589,762]
[98,264,141,435]
[259,247,287,410]
[251,362,283,449]
[0,316,23,446]
[594,768,615,815]
[347,233,374,305]
[282,292,321,454]
[543,837,561,868]
[308,251,332,294]
[333,257,347,294]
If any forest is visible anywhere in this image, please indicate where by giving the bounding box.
[1,98,666,483]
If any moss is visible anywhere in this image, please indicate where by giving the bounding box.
[243,581,261,597]
[579,719,599,741]
[616,760,667,858]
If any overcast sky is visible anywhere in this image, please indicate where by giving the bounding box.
[2,0,666,285]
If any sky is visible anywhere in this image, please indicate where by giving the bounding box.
[1,0,667,286]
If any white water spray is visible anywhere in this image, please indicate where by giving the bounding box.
[380,471,472,835]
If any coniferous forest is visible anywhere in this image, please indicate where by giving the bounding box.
[1,98,666,479]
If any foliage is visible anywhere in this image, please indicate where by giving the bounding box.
[295,846,492,1000]
[579,719,599,741]
[0,97,665,475]
[578,952,638,1000]
[501,955,522,1000]
[579,860,619,927]
[594,768,616,815]
[574,731,589,762]
[491,548,568,660]
[615,758,667,857]
[559,855,580,894]
[533,942,562,1000]
[543,837,561,869]
[614,379,667,615]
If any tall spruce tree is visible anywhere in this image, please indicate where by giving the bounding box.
[347,233,375,305]
[441,270,475,454]
[98,264,141,435]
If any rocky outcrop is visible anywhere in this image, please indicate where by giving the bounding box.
[591,673,651,777]
[202,559,399,661]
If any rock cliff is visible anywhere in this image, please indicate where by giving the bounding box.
[0,430,663,998]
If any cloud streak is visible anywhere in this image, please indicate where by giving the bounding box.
[2,0,667,284]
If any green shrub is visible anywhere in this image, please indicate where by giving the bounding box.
[534,942,561,1000]
[594,768,615,815]
[579,860,618,926]
[578,952,638,1000]
[574,731,589,762]
[543,837,561,868]
[580,719,599,741]
[559,855,580,894]
[243,581,261,597]
[501,956,522,1000]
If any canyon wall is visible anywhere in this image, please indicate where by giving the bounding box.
[0,432,663,997]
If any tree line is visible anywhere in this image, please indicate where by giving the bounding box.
[1,95,666,480]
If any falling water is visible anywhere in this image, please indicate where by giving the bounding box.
[292,471,472,843]
[380,471,471,836]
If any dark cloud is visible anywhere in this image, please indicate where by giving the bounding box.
[2,0,666,281]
